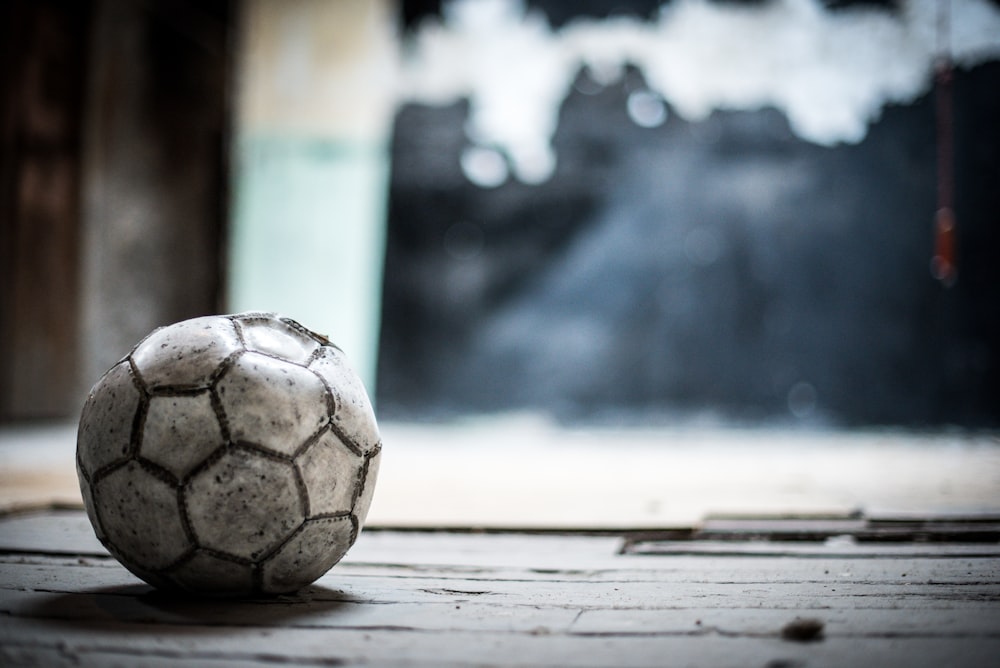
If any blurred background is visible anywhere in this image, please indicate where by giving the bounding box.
[2,0,999,431]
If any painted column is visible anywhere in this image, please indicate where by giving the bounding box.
[228,0,397,391]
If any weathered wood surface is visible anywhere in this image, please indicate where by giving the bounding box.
[1,510,998,667]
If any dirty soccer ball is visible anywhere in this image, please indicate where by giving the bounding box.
[76,312,381,596]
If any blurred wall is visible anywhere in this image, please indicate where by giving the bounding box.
[1,0,90,419]
[0,0,231,420]
[1,0,396,421]
[79,0,231,399]
[376,0,1000,428]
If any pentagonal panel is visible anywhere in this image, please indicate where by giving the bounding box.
[297,431,362,516]
[260,516,355,594]
[132,316,241,390]
[184,447,304,561]
[308,347,380,454]
[353,449,382,526]
[216,352,328,456]
[77,361,141,476]
[168,550,254,597]
[94,461,190,571]
[140,393,224,479]
[235,314,320,365]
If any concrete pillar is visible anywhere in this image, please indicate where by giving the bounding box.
[227,0,397,392]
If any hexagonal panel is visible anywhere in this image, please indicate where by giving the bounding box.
[353,449,381,526]
[184,447,304,561]
[235,314,320,365]
[140,393,225,480]
[94,461,190,571]
[297,431,362,516]
[132,316,241,390]
[308,347,380,454]
[216,352,329,456]
[168,549,254,597]
[260,516,355,594]
[77,361,141,476]
[78,469,105,542]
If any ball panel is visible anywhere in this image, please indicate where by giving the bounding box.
[216,352,329,457]
[131,316,241,389]
[353,449,381,526]
[94,461,191,570]
[114,559,177,592]
[77,463,105,542]
[308,347,380,454]
[297,431,360,516]
[77,312,381,597]
[260,516,355,594]
[235,314,320,365]
[185,448,305,561]
[77,361,141,476]
[169,550,254,597]
[141,393,224,479]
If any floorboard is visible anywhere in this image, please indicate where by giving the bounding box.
[1,510,998,667]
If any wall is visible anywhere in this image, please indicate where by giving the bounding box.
[376,0,1000,428]
[0,0,231,420]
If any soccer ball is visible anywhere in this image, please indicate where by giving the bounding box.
[75,312,381,596]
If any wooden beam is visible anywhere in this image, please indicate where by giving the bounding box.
[0,0,91,419]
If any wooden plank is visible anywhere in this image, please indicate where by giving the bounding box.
[623,539,1000,558]
[0,645,272,668]
[572,606,1000,637]
[4,558,999,614]
[0,510,105,556]
[3,578,999,637]
[0,588,582,634]
[1,511,998,582]
[6,550,998,595]
[346,530,1000,582]
[699,514,1000,539]
[2,510,999,667]
[1,617,999,668]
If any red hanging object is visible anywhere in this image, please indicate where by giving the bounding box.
[932,0,957,287]
[932,207,957,285]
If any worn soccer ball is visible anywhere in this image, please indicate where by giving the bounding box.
[76,312,381,596]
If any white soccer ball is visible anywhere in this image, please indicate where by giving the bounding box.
[76,312,381,596]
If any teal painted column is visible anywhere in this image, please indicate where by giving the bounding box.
[228,0,397,392]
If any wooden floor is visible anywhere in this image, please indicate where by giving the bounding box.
[2,422,998,665]
[2,509,999,667]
